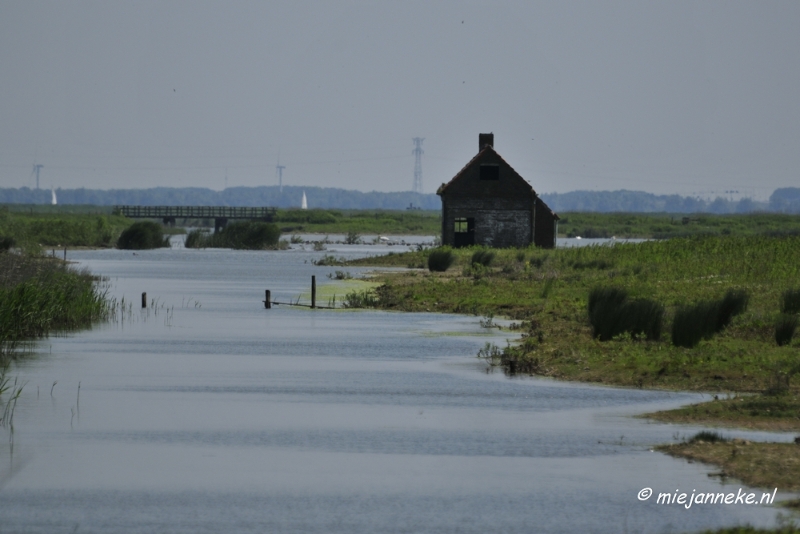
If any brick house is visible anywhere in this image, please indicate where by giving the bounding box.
[436,133,559,248]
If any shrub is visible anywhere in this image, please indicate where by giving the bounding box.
[671,290,749,348]
[0,235,14,252]
[471,249,495,267]
[716,289,750,330]
[345,230,361,244]
[427,248,454,272]
[672,303,713,348]
[587,287,663,341]
[781,288,800,315]
[688,430,727,443]
[116,221,170,250]
[775,314,798,347]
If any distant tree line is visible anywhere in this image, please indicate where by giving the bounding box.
[1,185,798,214]
[0,186,439,211]
[540,188,800,214]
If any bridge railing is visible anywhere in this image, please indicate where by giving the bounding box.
[114,206,277,220]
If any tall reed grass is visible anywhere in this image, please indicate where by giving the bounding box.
[0,253,109,355]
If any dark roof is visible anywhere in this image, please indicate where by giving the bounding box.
[436,145,535,196]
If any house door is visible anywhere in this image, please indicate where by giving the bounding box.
[454,217,474,247]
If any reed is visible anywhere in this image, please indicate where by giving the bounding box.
[0,253,109,355]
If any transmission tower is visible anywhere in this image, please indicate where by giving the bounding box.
[31,164,43,190]
[412,137,424,194]
[276,161,285,193]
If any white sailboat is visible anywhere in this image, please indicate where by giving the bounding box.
[51,187,57,205]
[301,191,308,210]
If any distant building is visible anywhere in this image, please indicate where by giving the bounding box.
[436,133,558,248]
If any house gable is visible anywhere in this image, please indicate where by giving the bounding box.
[437,133,558,249]
[437,146,535,209]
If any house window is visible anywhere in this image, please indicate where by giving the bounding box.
[480,164,499,180]
[454,218,469,233]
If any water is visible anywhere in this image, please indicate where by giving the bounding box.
[0,240,793,533]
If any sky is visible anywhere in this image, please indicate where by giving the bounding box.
[1,1,798,199]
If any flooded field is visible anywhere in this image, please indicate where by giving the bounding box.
[0,239,792,533]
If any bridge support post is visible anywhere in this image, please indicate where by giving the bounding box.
[162,216,176,227]
[214,217,228,233]
[311,276,316,309]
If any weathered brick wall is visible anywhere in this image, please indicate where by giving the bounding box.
[443,197,532,247]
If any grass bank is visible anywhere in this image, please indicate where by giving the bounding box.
[348,235,800,424]
[0,252,110,357]
[0,207,133,251]
[657,432,800,492]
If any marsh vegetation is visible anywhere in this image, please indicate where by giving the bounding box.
[0,252,109,357]
[349,235,800,430]
[184,221,282,250]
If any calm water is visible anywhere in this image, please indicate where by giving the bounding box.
[0,240,793,533]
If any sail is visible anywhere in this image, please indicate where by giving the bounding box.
[51,187,57,205]
[301,191,307,210]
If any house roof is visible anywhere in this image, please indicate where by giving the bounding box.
[436,143,560,221]
[436,145,534,196]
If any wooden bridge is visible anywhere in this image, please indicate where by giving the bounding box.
[114,205,277,232]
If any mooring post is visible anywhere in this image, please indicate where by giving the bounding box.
[264,290,271,309]
[311,276,316,309]
[142,292,147,309]
[64,247,67,261]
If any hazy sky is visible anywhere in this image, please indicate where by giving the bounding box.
[1,1,798,198]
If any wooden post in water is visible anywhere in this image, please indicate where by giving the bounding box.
[311,276,316,309]
[264,290,271,309]
[141,292,147,309]
[63,247,67,261]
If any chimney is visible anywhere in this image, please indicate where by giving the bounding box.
[479,133,494,151]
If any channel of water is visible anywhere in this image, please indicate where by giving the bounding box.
[0,238,792,533]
